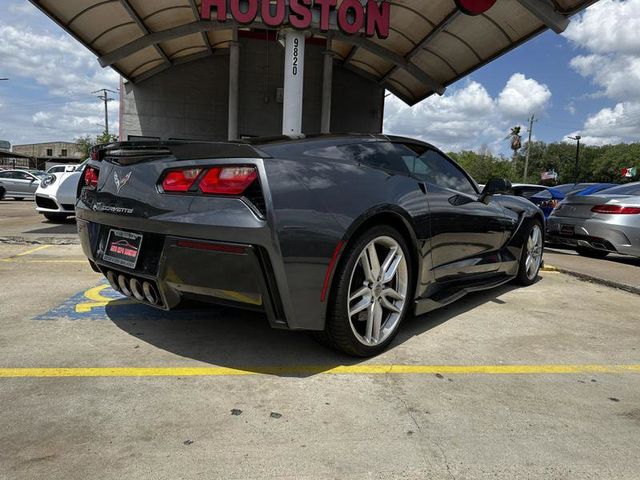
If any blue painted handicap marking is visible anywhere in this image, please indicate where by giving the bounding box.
[34,283,191,321]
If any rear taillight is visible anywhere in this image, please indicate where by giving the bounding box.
[83,167,99,189]
[160,166,257,196]
[161,168,202,192]
[199,167,257,195]
[592,205,640,215]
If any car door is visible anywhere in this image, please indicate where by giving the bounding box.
[15,172,38,195]
[1,171,22,195]
[406,148,513,281]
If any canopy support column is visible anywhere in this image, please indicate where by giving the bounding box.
[320,46,334,134]
[228,28,239,141]
[282,29,305,135]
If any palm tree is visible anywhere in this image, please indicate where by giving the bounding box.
[506,126,522,160]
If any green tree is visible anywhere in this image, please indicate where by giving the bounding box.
[74,131,118,159]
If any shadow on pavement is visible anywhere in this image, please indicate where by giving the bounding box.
[24,221,77,235]
[546,247,640,267]
[106,283,518,377]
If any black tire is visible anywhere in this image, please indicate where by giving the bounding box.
[576,247,609,259]
[315,225,413,357]
[43,213,69,222]
[14,197,24,201]
[515,219,544,286]
[0,188,5,200]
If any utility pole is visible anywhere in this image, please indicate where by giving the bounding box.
[92,88,117,136]
[523,114,536,183]
[569,135,581,182]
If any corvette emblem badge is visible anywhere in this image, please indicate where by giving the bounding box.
[114,172,132,193]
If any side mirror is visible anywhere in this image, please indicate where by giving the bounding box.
[479,178,511,204]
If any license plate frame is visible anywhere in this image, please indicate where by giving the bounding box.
[560,224,575,236]
[103,229,143,269]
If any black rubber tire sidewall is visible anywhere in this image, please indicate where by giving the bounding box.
[323,225,413,357]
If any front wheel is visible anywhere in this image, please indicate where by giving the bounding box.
[515,220,544,286]
[317,225,412,357]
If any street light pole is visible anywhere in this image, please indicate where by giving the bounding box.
[569,135,581,182]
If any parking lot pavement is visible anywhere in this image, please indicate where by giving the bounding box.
[545,247,640,294]
[0,199,78,244]
[1,243,639,479]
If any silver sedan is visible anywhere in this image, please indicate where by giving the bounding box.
[547,182,640,258]
[0,169,46,200]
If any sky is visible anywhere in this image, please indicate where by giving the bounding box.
[0,0,639,155]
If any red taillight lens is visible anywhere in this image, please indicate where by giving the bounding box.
[592,205,640,215]
[84,167,99,189]
[199,166,257,195]
[161,168,202,192]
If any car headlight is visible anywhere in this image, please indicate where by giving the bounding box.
[41,174,56,188]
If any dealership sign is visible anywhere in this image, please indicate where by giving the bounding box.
[201,0,391,39]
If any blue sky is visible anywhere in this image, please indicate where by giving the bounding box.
[1,0,639,154]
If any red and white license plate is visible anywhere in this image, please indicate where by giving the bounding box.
[103,229,143,269]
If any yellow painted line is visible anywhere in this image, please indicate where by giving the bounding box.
[75,284,136,313]
[15,244,53,256]
[0,259,87,264]
[541,264,559,272]
[1,364,639,378]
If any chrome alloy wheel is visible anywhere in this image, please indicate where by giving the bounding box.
[525,224,543,280]
[347,236,408,346]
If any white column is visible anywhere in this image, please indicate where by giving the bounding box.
[282,29,305,135]
[228,30,239,141]
[320,50,334,134]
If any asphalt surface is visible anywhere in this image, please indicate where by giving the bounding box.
[0,243,639,479]
[0,199,77,244]
[545,247,640,294]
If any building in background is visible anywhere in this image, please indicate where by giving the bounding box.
[2,142,83,170]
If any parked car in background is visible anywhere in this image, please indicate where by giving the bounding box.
[76,135,545,356]
[0,169,45,200]
[35,161,86,221]
[527,183,620,218]
[547,181,640,258]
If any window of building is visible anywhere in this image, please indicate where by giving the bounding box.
[61,149,68,156]
[46,149,53,156]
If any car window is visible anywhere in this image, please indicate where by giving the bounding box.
[0,171,10,179]
[599,183,640,195]
[17,172,34,180]
[408,149,477,195]
[338,142,411,175]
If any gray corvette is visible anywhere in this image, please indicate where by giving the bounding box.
[77,135,545,356]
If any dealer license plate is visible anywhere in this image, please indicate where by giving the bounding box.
[103,229,143,269]
[560,224,575,236]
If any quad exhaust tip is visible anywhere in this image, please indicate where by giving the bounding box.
[104,271,161,306]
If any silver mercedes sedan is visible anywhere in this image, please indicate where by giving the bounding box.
[547,182,640,258]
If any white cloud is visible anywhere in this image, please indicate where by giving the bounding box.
[564,101,640,145]
[564,0,640,55]
[562,0,640,144]
[384,74,551,152]
[497,73,552,118]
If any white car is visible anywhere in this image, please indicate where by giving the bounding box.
[35,161,86,222]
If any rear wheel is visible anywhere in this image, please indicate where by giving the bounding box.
[576,247,609,259]
[515,220,544,286]
[43,213,68,222]
[0,188,5,200]
[316,225,412,357]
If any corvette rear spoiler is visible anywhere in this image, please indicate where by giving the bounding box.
[90,141,265,166]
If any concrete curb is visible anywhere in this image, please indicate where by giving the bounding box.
[544,264,640,296]
[0,236,80,246]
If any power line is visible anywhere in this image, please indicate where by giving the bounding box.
[92,88,118,136]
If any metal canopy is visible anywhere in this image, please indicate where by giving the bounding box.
[29,0,596,106]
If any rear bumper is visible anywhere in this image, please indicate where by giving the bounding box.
[547,215,640,256]
[77,217,288,329]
